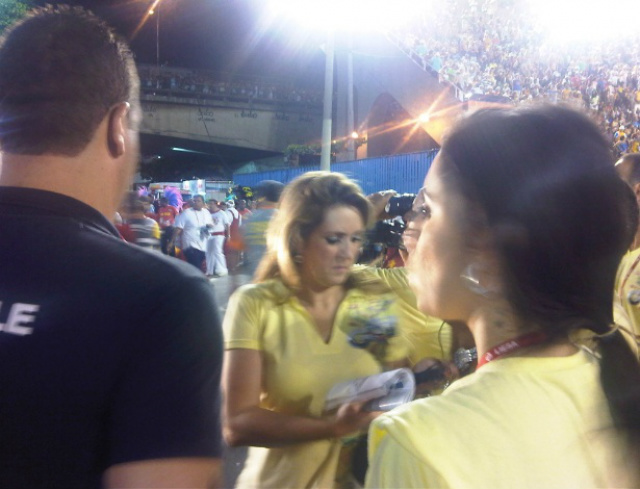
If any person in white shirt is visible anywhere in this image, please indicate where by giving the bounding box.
[223,200,243,271]
[174,194,213,272]
[206,200,231,278]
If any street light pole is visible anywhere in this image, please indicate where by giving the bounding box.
[320,29,335,172]
[156,3,160,71]
[346,32,356,161]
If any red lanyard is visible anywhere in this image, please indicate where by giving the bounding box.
[477,331,548,368]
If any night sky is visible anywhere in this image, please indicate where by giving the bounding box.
[32,0,325,82]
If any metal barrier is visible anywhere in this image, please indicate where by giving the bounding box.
[232,150,438,195]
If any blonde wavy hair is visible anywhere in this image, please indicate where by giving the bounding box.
[254,171,385,294]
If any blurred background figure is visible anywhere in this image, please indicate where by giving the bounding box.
[615,153,640,250]
[174,194,213,272]
[236,199,252,219]
[206,200,231,278]
[118,192,161,252]
[613,153,640,357]
[241,180,284,278]
[224,199,244,272]
[156,195,179,256]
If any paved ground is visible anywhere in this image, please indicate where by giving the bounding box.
[209,271,251,317]
[208,271,251,488]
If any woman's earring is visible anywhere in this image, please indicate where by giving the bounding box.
[460,263,498,298]
[293,254,303,264]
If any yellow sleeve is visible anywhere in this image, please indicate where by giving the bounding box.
[368,267,417,306]
[367,267,453,363]
[366,418,448,488]
[222,285,265,351]
[614,250,640,358]
[152,220,161,240]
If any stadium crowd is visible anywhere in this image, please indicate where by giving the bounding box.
[138,65,323,106]
[394,0,640,156]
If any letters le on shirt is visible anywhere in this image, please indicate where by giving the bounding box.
[0,302,39,336]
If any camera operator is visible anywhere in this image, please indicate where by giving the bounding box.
[366,191,476,389]
[359,193,414,267]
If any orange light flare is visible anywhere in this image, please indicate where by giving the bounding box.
[393,122,425,154]
[131,0,162,40]
[420,102,467,122]
[364,117,417,140]
[408,87,466,126]
[369,105,467,153]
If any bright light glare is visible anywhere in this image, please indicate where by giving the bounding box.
[531,0,638,44]
[268,0,426,32]
[350,131,359,139]
[418,113,430,123]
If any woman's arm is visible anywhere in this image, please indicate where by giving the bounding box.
[222,348,379,448]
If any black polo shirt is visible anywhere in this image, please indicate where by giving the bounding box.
[0,187,223,488]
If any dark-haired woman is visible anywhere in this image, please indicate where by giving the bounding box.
[366,105,640,488]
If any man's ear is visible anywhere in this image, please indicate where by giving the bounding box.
[107,102,131,158]
[633,182,640,203]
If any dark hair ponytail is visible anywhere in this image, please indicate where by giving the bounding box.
[598,333,640,446]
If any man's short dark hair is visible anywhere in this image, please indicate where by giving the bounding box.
[255,180,284,203]
[0,5,139,156]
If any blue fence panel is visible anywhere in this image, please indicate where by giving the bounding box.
[233,150,438,194]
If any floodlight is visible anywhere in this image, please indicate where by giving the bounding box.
[530,0,638,44]
[267,0,427,32]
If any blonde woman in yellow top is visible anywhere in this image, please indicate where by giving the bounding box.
[222,172,450,488]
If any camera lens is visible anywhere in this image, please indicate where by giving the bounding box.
[385,194,416,217]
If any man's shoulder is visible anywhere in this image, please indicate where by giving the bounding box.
[2,211,203,286]
[107,239,206,284]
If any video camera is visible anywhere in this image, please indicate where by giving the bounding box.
[384,193,416,218]
[359,193,416,265]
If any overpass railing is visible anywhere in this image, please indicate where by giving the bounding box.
[139,64,323,110]
[232,150,438,195]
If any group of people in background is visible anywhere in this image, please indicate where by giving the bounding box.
[395,0,640,157]
[114,184,285,281]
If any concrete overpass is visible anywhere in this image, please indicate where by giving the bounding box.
[137,38,463,178]
[140,92,323,154]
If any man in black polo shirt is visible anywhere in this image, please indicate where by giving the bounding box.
[0,6,223,488]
